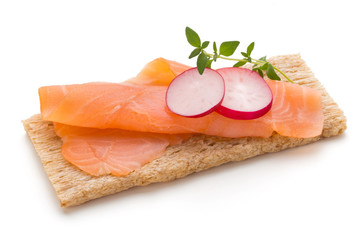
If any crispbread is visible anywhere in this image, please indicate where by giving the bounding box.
[22,54,347,207]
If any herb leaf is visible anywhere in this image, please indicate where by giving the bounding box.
[266,64,281,80]
[189,48,201,59]
[241,52,248,58]
[260,62,268,70]
[201,41,210,49]
[256,69,264,78]
[219,41,240,56]
[185,27,201,48]
[197,52,209,74]
[247,42,255,56]
[213,41,217,53]
[213,52,218,61]
[259,56,267,61]
[206,59,213,68]
[233,60,247,67]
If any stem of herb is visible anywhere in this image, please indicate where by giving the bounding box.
[271,66,294,83]
[202,50,294,84]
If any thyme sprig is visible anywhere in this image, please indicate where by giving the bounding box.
[185,27,294,83]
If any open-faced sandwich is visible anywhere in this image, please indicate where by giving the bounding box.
[23,28,346,207]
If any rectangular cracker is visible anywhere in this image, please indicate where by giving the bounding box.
[23,54,347,207]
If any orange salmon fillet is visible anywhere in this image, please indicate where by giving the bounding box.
[128,58,191,86]
[39,80,323,138]
[54,123,190,176]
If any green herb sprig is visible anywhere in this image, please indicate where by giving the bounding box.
[185,27,294,83]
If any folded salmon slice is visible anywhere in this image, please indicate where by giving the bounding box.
[128,58,191,86]
[270,79,324,137]
[55,123,191,176]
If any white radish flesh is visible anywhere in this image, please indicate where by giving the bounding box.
[216,67,273,120]
[166,68,225,118]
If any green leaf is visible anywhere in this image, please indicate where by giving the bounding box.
[213,41,217,53]
[189,48,201,59]
[197,52,209,74]
[185,27,201,48]
[266,64,281,80]
[201,41,209,49]
[257,69,264,78]
[241,52,248,57]
[259,56,267,61]
[206,59,213,68]
[233,60,247,67]
[260,62,268,70]
[252,67,264,78]
[219,41,240,56]
[213,52,218,61]
[246,42,255,56]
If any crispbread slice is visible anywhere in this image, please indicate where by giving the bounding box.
[23,54,347,207]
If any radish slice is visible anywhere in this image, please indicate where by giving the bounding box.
[216,67,273,120]
[166,67,225,118]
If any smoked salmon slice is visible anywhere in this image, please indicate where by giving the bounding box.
[39,80,323,138]
[270,80,324,138]
[39,82,273,138]
[54,123,191,176]
[128,58,191,86]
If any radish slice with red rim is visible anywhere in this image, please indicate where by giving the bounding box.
[166,67,225,118]
[216,67,273,120]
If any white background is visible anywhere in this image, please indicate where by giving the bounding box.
[1,0,359,239]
